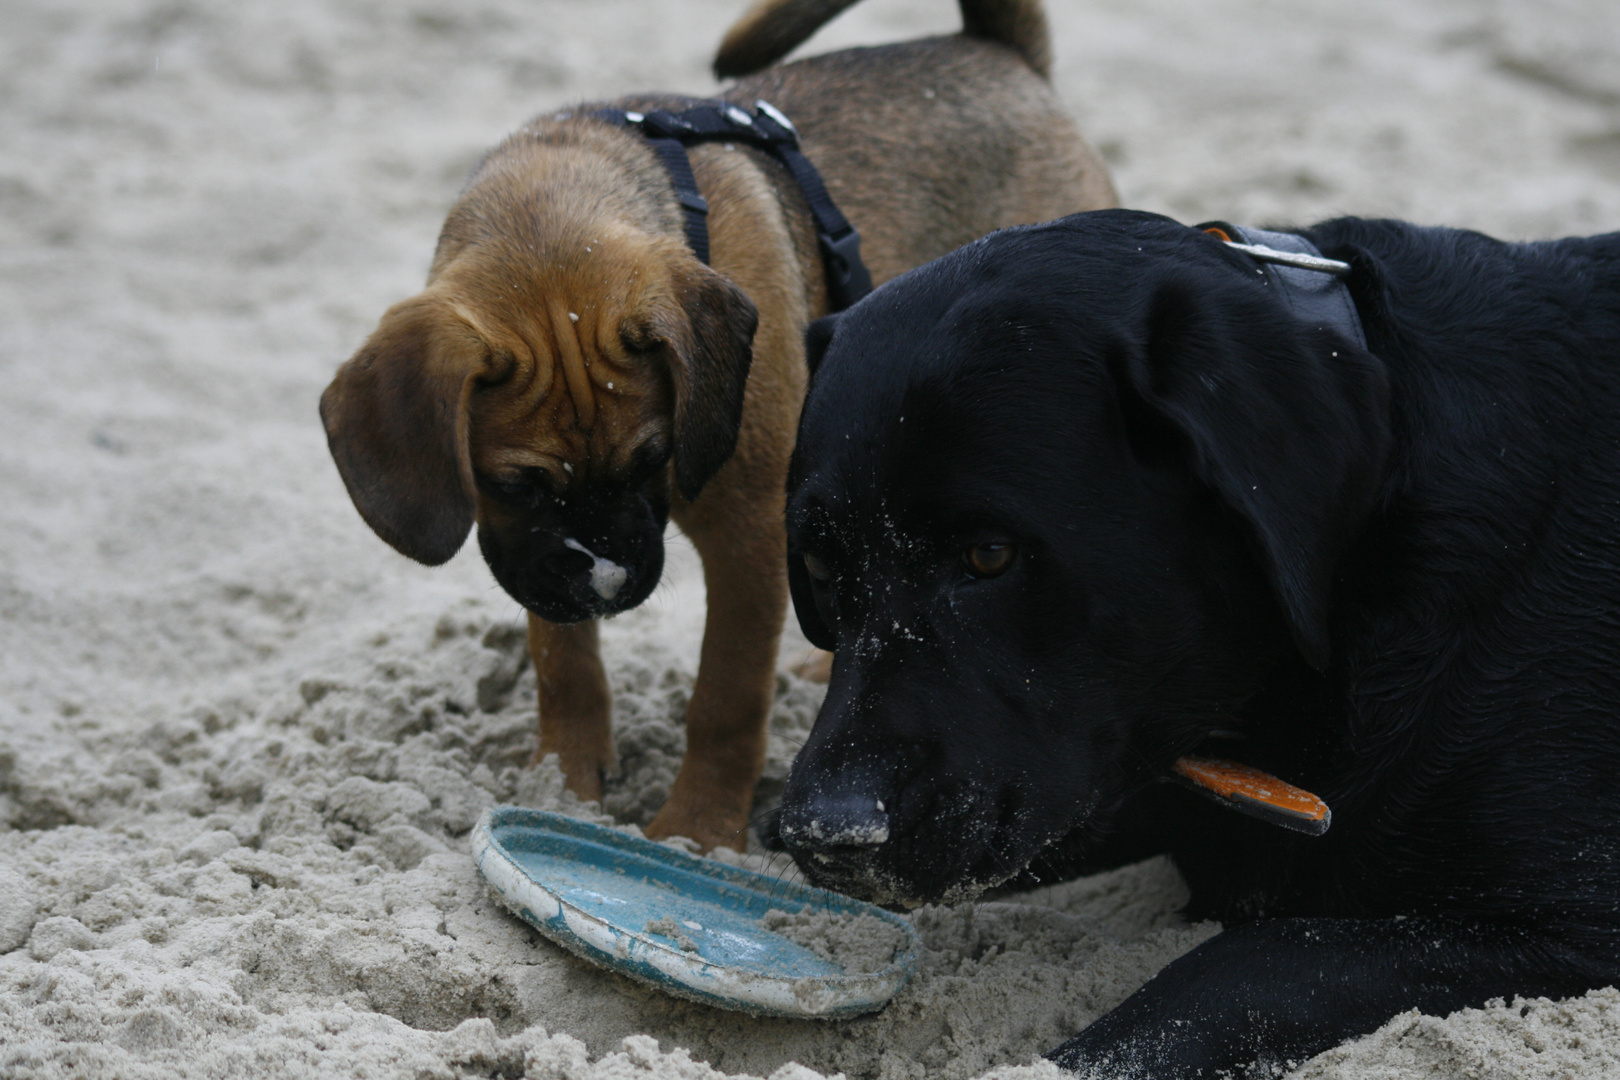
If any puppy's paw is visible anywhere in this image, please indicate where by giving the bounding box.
[789,648,834,684]
[531,746,614,805]
[645,799,751,855]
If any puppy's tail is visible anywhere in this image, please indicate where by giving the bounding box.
[713,0,1051,80]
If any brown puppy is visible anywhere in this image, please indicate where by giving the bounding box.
[319,0,1116,852]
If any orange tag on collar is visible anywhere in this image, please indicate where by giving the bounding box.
[1171,756,1332,836]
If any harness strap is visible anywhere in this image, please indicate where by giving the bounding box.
[639,133,711,264]
[596,100,874,312]
[1200,221,1368,351]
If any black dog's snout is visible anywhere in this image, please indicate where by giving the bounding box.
[758,805,787,851]
[779,791,891,852]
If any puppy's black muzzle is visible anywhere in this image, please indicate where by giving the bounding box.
[479,487,667,623]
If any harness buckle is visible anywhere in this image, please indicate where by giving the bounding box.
[750,100,799,147]
[598,99,871,311]
[818,229,874,311]
[755,100,797,137]
[639,111,695,138]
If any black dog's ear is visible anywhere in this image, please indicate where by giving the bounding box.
[653,259,760,502]
[788,319,840,648]
[804,314,839,379]
[1117,277,1390,670]
[787,548,837,650]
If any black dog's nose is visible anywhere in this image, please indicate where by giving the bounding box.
[758,805,787,852]
[779,791,890,851]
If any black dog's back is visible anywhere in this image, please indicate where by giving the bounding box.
[1058,217,1620,1073]
[1273,221,1620,922]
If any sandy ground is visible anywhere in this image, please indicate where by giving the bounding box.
[3,0,1620,1076]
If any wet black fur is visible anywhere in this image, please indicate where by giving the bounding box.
[779,208,1620,1077]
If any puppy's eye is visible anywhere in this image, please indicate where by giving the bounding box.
[625,442,671,488]
[963,542,1015,578]
[618,320,663,357]
[803,553,832,582]
[483,475,543,505]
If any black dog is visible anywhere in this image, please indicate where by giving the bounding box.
[776,208,1620,1077]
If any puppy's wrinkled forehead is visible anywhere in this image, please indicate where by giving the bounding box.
[425,127,701,491]
[437,224,681,491]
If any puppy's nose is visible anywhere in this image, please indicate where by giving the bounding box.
[779,792,890,851]
[544,547,593,578]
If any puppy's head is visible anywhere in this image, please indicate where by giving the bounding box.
[320,123,757,623]
[780,210,1390,906]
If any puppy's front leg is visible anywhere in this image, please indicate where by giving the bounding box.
[648,493,787,852]
[528,613,615,803]
[1048,915,1607,1078]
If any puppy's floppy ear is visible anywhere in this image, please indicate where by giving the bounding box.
[319,293,491,566]
[1115,276,1390,670]
[804,314,839,379]
[652,260,759,502]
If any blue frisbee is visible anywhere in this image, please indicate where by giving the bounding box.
[471,806,920,1018]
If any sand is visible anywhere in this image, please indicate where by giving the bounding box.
[760,909,906,976]
[2,0,1618,1076]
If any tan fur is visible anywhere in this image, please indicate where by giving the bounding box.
[320,0,1117,851]
[715,0,1052,79]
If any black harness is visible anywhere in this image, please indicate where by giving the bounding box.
[1199,221,1367,350]
[595,99,875,312]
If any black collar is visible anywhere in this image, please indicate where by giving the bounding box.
[1199,221,1367,350]
[595,100,874,312]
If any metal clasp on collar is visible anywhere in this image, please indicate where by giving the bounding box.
[1203,225,1350,277]
[1223,240,1351,277]
[1199,222,1367,349]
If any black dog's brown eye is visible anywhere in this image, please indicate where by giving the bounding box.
[964,542,1015,578]
[803,553,832,581]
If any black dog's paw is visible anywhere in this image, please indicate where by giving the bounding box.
[1049,1039,1290,1080]
[1043,940,1277,1080]
[1046,1031,1243,1080]
[1047,1034,1172,1080]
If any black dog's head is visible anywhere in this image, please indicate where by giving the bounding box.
[779,209,1391,906]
